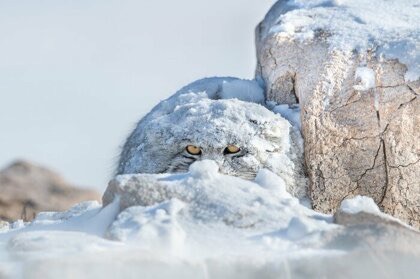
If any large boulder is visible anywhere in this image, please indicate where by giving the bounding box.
[0,160,101,222]
[256,0,419,228]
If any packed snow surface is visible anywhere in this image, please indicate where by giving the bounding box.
[1,161,418,278]
[263,0,420,81]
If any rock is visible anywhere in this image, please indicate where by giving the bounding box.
[256,1,419,228]
[0,160,101,222]
[334,211,409,230]
[102,174,173,210]
[329,201,420,258]
[334,195,415,231]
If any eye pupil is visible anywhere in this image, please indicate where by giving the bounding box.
[224,145,240,154]
[186,145,201,155]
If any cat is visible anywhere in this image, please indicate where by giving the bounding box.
[116,77,307,199]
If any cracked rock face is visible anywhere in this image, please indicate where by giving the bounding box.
[256,2,419,228]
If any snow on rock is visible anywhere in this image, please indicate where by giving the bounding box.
[354,67,376,91]
[339,196,380,215]
[335,195,415,229]
[259,0,420,81]
[1,162,419,278]
[103,160,312,231]
[256,0,420,228]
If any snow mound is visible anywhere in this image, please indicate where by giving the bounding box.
[106,160,321,235]
[262,0,420,81]
[340,195,380,215]
[1,161,419,278]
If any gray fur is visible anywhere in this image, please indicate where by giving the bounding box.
[116,77,307,198]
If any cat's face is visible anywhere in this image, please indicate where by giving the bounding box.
[117,96,291,181]
[167,144,260,180]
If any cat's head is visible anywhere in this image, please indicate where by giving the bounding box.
[117,93,292,181]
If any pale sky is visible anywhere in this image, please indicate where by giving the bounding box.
[0,0,275,191]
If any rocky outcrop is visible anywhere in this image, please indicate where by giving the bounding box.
[331,202,420,258]
[0,160,101,222]
[256,1,419,228]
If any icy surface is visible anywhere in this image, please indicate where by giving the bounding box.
[263,0,420,81]
[1,161,418,278]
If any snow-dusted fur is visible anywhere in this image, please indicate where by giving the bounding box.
[117,77,307,199]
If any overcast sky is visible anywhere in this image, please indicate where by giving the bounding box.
[0,0,275,191]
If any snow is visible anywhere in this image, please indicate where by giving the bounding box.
[354,67,376,91]
[107,199,187,255]
[220,79,265,104]
[263,0,420,81]
[1,161,418,278]
[268,102,302,130]
[339,195,380,215]
[339,195,415,229]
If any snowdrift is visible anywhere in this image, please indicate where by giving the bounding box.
[1,161,419,279]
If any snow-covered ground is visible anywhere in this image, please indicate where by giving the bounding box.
[1,161,418,279]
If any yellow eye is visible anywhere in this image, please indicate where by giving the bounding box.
[224,145,241,154]
[186,145,202,155]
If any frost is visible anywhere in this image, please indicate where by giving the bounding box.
[353,67,376,91]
